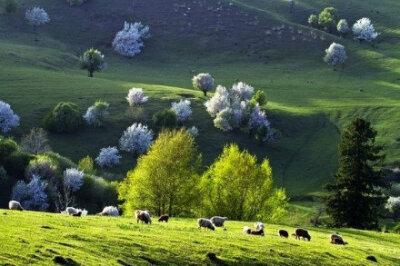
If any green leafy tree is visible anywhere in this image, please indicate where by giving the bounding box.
[79,48,105,77]
[119,129,202,216]
[44,102,83,133]
[201,144,288,221]
[78,156,94,174]
[318,7,338,31]
[251,90,267,106]
[308,14,318,27]
[3,0,17,13]
[152,109,178,128]
[324,118,389,229]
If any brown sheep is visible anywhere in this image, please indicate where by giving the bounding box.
[135,210,152,224]
[330,234,347,245]
[158,215,169,223]
[293,228,311,241]
[278,229,289,238]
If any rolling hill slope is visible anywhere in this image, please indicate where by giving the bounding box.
[0,0,399,196]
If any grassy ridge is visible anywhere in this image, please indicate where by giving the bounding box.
[0,210,399,265]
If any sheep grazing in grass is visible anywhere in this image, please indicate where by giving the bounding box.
[278,229,289,238]
[64,207,88,216]
[158,215,169,223]
[135,210,152,224]
[210,216,228,227]
[243,222,265,236]
[254,222,264,231]
[99,206,119,216]
[9,200,23,211]
[197,218,215,231]
[293,228,311,241]
[330,233,347,245]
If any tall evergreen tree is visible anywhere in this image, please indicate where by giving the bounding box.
[325,118,389,229]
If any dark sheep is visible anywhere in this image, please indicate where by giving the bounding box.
[278,229,289,238]
[158,215,169,223]
[243,226,264,236]
[210,216,228,227]
[72,211,82,217]
[293,228,311,241]
[135,210,152,224]
[331,234,347,245]
[198,218,215,231]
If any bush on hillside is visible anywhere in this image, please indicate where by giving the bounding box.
[250,90,267,106]
[318,7,338,31]
[66,0,87,6]
[44,102,83,133]
[78,156,94,173]
[153,109,178,128]
[352,18,379,42]
[0,138,18,164]
[112,22,150,57]
[324,42,347,69]
[20,128,51,154]
[3,0,17,14]
[337,19,350,36]
[79,48,106,78]
[119,123,153,155]
[0,100,20,133]
[308,14,318,27]
[126,88,149,106]
[25,156,57,182]
[25,7,50,26]
[192,73,215,96]
[11,175,49,211]
[188,126,199,137]
[95,147,121,168]
[386,196,400,219]
[3,151,33,179]
[83,100,109,126]
[171,100,192,123]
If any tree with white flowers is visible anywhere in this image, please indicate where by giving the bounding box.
[386,196,400,219]
[324,42,347,69]
[112,22,150,57]
[204,85,230,117]
[58,168,84,210]
[171,99,192,123]
[83,100,109,127]
[231,82,254,101]
[126,88,148,106]
[188,126,199,137]
[25,7,50,26]
[95,146,121,168]
[337,19,350,36]
[119,123,153,155]
[12,175,49,211]
[248,105,270,132]
[214,107,234,132]
[0,100,19,133]
[192,73,215,96]
[352,18,379,42]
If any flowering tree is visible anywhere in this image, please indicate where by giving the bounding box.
[214,107,234,132]
[95,146,121,168]
[352,18,379,42]
[83,100,109,127]
[12,175,49,211]
[204,85,230,117]
[248,104,270,132]
[324,42,347,69]
[386,196,400,219]
[337,19,350,36]
[231,82,254,101]
[25,157,57,181]
[112,22,150,57]
[58,168,84,210]
[119,123,153,155]
[79,48,105,77]
[126,88,149,106]
[21,128,51,154]
[25,7,50,26]
[192,73,215,96]
[0,100,19,133]
[188,126,199,137]
[171,99,192,122]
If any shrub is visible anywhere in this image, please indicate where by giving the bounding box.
[3,0,17,13]
[204,85,230,117]
[25,156,57,181]
[324,42,347,68]
[66,0,87,6]
[352,18,379,42]
[250,90,267,106]
[0,100,20,133]
[79,48,105,77]
[78,156,94,173]
[63,168,84,192]
[3,151,33,178]
[214,107,234,132]
[318,7,338,31]
[231,82,254,101]
[192,73,214,96]
[337,19,350,36]
[112,22,150,57]
[171,100,192,123]
[95,147,121,168]
[44,102,83,133]
[12,175,49,211]
[152,109,178,128]
[0,166,7,183]
[308,14,318,27]
[119,123,153,155]
[25,7,50,26]
[83,100,109,126]
[0,138,18,163]
[20,128,51,154]
[248,105,270,132]
[188,126,199,137]
[126,88,148,106]
[386,196,400,219]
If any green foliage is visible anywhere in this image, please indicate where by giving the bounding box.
[0,138,18,164]
[44,151,76,171]
[3,0,17,13]
[44,102,83,133]
[250,90,267,106]
[308,14,318,27]
[152,109,178,128]
[324,118,389,229]
[201,144,288,221]
[3,151,34,179]
[78,155,94,174]
[66,0,87,6]
[318,7,338,31]
[119,129,201,216]
[79,48,105,77]
[393,223,400,234]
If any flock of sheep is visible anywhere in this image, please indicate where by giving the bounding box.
[8,200,347,245]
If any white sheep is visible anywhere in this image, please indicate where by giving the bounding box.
[64,207,88,216]
[99,206,119,216]
[210,216,228,227]
[255,222,264,231]
[197,218,215,231]
[135,210,152,224]
[9,200,23,211]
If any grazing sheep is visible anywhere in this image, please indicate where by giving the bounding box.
[331,233,347,245]
[243,224,264,236]
[158,215,169,223]
[197,218,215,231]
[99,206,119,216]
[135,210,152,224]
[72,211,82,217]
[243,226,252,234]
[210,216,228,227]
[9,200,23,211]
[278,229,289,238]
[64,207,88,216]
[293,228,311,241]
[254,222,264,231]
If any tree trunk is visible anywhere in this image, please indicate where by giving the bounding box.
[202,90,207,97]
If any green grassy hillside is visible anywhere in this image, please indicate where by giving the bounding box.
[0,0,399,196]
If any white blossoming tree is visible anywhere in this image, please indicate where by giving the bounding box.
[12,175,49,211]
[83,100,109,127]
[249,105,270,131]
[171,99,192,123]
[0,100,20,133]
[188,126,199,137]
[112,22,150,57]
[95,146,121,168]
[386,196,400,219]
[214,107,234,132]
[192,73,215,96]
[204,85,230,117]
[119,123,153,155]
[25,7,50,26]
[231,82,254,101]
[126,88,149,106]
[58,168,84,210]
[324,42,347,69]
[352,18,379,42]
[337,19,350,36]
